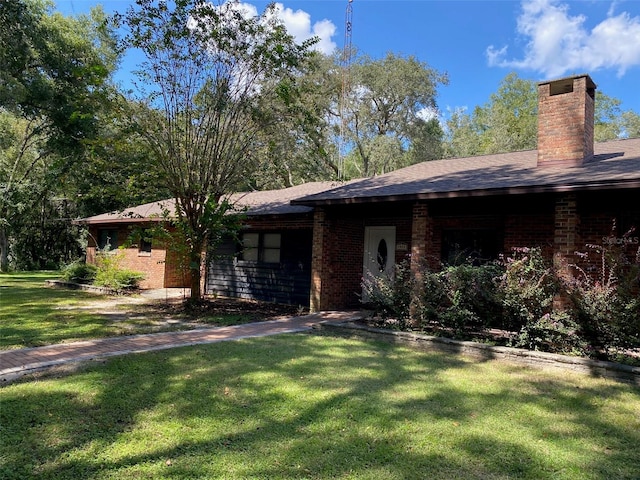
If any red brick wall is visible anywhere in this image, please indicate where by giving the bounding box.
[86,224,184,289]
[311,204,412,311]
[504,212,555,258]
[575,191,640,282]
[241,213,314,231]
[553,193,580,278]
[311,190,638,310]
[310,208,327,311]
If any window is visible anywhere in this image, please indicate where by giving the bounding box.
[97,228,119,251]
[241,233,260,262]
[240,232,281,263]
[441,230,499,266]
[139,232,152,255]
[262,233,281,263]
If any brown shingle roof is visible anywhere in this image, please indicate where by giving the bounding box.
[293,137,640,205]
[77,138,640,225]
[76,181,350,225]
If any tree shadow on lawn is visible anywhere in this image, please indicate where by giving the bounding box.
[1,334,639,479]
[1,272,303,348]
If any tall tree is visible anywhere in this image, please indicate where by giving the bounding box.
[250,51,449,186]
[444,72,640,159]
[0,0,118,270]
[444,72,537,158]
[251,51,339,189]
[621,110,640,139]
[72,99,172,218]
[120,0,316,300]
[594,92,640,141]
[342,52,448,177]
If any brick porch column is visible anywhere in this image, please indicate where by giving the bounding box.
[411,202,429,269]
[410,202,430,324]
[310,207,327,312]
[553,193,580,309]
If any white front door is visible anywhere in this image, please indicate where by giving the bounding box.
[362,226,396,301]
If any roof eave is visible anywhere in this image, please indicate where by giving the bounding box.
[73,217,167,226]
[291,179,640,207]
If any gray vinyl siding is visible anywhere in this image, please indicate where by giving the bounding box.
[206,230,312,306]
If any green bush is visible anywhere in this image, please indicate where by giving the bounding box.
[60,261,97,284]
[499,247,558,331]
[93,249,145,292]
[361,242,639,362]
[512,311,587,355]
[362,260,415,329]
[436,263,503,334]
[566,238,640,359]
[363,259,503,335]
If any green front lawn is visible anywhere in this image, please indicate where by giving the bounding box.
[0,272,112,348]
[2,334,639,479]
[0,272,262,349]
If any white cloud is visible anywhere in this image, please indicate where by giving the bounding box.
[234,1,337,55]
[486,0,640,77]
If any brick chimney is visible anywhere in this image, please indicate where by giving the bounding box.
[537,74,596,167]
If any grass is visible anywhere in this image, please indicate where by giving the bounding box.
[0,272,290,349]
[0,272,114,349]
[1,334,639,479]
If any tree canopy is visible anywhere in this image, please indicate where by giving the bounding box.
[342,52,448,177]
[0,0,119,270]
[120,0,317,300]
[443,72,640,159]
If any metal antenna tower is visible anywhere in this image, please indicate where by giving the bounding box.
[338,0,353,180]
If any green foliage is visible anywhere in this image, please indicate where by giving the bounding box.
[60,260,97,284]
[594,92,640,141]
[120,0,316,300]
[513,311,587,355]
[343,52,448,176]
[436,263,503,333]
[93,249,145,292]
[499,247,557,331]
[250,52,338,189]
[363,259,502,335]
[444,72,537,158]
[0,0,119,271]
[443,73,640,159]
[566,227,640,358]
[362,260,415,329]
[363,241,639,361]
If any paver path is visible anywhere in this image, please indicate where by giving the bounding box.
[0,311,362,383]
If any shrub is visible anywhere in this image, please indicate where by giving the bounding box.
[512,311,587,355]
[60,261,97,284]
[362,259,415,329]
[361,240,639,363]
[435,262,503,334]
[499,247,557,332]
[363,259,503,335]
[566,230,640,359]
[93,249,145,292]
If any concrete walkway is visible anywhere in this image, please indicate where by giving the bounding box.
[0,311,362,383]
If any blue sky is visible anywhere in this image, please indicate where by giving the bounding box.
[56,0,640,118]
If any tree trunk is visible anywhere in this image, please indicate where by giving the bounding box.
[190,266,201,301]
[188,249,203,302]
[0,227,8,272]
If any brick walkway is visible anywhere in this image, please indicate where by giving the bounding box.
[0,311,362,383]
